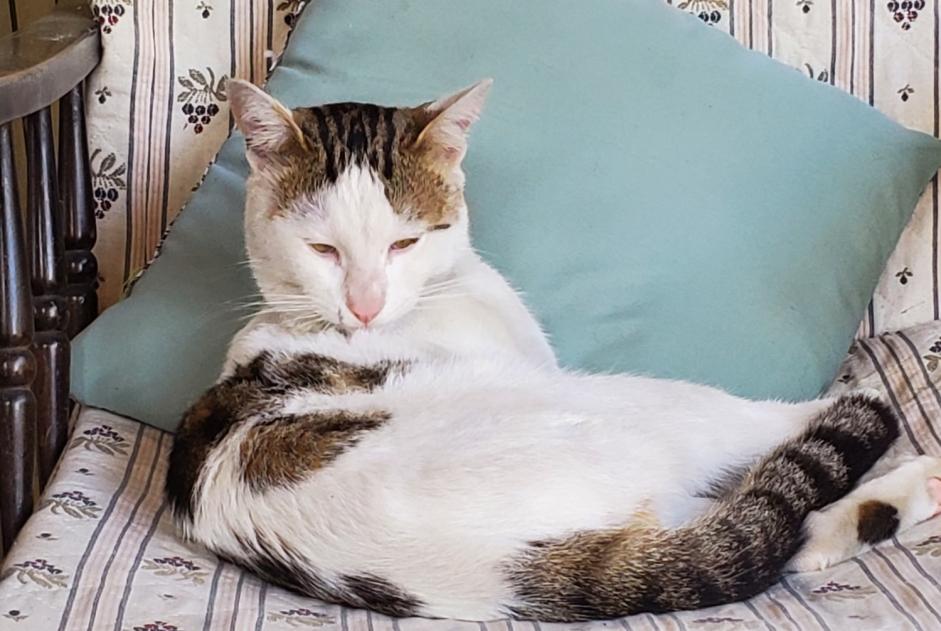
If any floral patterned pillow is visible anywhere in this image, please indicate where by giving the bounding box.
[84,0,308,309]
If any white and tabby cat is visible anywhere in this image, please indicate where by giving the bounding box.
[166,79,941,622]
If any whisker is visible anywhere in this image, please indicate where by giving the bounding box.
[419,289,467,300]
[421,279,466,292]
[415,295,471,305]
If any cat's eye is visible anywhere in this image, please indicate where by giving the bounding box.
[390,237,420,252]
[430,223,451,231]
[309,243,338,256]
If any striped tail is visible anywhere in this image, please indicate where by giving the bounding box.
[505,394,899,622]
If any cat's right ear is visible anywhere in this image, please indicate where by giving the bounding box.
[227,79,306,166]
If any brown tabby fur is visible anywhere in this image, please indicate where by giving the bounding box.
[856,499,901,544]
[241,410,391,491]
[267,103,461,226]
[166,352,404,520]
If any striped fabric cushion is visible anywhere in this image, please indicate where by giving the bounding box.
[84,0,307,310]
[3,324,941,629]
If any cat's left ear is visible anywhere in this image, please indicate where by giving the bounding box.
[415,79,492,168]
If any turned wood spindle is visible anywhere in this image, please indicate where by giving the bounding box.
[0,122,37,555]
[58,84,98,338]
[25,108,71,488]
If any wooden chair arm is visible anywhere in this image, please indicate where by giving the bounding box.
[0,3,100,125]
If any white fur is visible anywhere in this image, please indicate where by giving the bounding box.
[237,163,556,374]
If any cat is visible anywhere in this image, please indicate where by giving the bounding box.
[165,78,941,622]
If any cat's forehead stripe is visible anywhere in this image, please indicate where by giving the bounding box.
[279,101,459,225]
[310,107,338,182]
[301,102,404,185]
[380,106,397,180]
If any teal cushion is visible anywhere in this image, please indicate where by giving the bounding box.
[71,0,941,432]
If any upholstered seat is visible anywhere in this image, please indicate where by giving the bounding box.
[3,324,941,630]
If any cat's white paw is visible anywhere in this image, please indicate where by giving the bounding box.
[898,455,941,520]
[851,386,886,404]
[787,455,941,574]
[787,509,857,573]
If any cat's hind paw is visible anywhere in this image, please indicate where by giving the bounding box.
[850,386,888,405]
[786,455,941,573]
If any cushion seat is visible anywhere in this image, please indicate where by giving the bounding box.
[6,325,941,630]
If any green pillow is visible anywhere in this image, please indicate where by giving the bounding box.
[71,0,941,432]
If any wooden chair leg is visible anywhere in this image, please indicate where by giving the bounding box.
[0,122,37,555]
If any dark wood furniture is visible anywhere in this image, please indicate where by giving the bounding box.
[0,2,100,556]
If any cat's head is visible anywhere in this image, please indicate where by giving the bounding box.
[228,78,491,332]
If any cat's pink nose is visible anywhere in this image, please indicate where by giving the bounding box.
[346,293,384,326]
